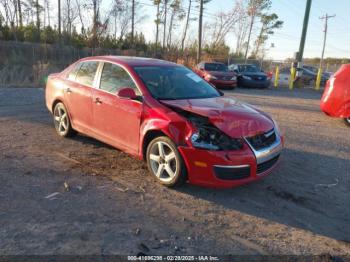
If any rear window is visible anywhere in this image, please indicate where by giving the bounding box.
[75,61,99,86]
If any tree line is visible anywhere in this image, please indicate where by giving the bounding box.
[0,0,284,61]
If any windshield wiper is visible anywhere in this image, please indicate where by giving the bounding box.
[157,97,178,100]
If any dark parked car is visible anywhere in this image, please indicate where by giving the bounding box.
[303,65,332,80]
[296,66,329,86]
[228,64,271,88]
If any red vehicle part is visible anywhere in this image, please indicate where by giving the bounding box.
[320,64,350,118]
[194,62,237,89]
[46,56,283,188]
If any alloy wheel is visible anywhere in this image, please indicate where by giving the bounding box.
[54,104,69,136]
[149,141,177,183]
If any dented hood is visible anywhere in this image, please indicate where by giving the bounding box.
[161,96,274,138]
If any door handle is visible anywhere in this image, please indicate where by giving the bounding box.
[94,97,102,104]
[66,88,72,94]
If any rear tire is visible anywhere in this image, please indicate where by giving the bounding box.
[344,118,350,127]
[146,136,187,187]
[53,102,76,137]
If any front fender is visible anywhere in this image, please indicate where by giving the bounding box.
[139,109,194,159]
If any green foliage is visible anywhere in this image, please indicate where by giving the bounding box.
[203,41,230,56]
[23,23,40,42]
[0,22,149,51]
[40,26,57,44]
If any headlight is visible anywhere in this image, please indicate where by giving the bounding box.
[206,75,217,80]
[231,76,237,81]
[272,118,280,135]
[190,125,243,151]
[243,75,252,80]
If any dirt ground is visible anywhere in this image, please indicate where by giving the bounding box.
[0,87,349,256]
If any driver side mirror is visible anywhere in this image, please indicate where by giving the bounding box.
[117,87,137,100]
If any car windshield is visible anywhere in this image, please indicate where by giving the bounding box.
[204,63,227,72]
[133,66,221,100]
[238,65,259,73]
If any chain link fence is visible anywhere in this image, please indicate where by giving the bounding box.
[0,40,342,88]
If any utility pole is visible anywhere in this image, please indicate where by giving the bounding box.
[131,0,135,45]
[297,0,312,66]
[197,0,204,63]
[319,14,335,68]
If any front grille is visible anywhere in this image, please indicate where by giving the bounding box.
[246,129,276,150]
[252,75,267,81]
[214,165,250,180]
[218,76,233,81]
[257,155,280,174]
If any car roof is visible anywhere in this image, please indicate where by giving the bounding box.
[78,56,179,67]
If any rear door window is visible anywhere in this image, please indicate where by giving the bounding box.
[75,61,99,86]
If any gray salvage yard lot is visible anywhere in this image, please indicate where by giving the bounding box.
[0,87,349,255]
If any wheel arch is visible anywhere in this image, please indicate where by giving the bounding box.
[52,99,64,112]
[142,129,168,161]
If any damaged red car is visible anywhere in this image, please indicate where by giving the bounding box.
[46,56,283,188]
[320,64,350,127]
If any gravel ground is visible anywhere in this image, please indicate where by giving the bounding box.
[0,87,349,256]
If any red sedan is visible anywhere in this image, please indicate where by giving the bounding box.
[46,56,283,188]
[320,64,350,127]
[194,62,237,89]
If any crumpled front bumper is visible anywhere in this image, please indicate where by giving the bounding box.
[178,133,284,188]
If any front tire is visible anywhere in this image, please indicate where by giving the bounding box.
[53,102,76,137]
[146,136,187,187]
[344,117,350,127]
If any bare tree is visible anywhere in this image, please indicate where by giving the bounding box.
[58,0,61,39]
[110,0,132,41]
[252,13,283,57]
[154,0,161,47]
[131,0,135,44]
[180,0,192,52]
[233,0,250,56]
[167,0,184,48]
[17,0,22,26]
[162,0,168,48]
[243,0,271,63]
[35,0,41,30]
[89,0,102,47]
[197,0,211,62]
[63,0,78,35]
[75,0,85,33]
[209,8,240,48]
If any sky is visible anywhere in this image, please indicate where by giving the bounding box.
[137,0,350,60]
